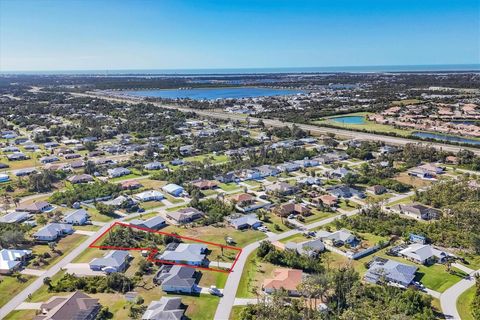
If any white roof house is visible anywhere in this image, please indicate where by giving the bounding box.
[0,249,32,274]
[158,243,207,266]
[134,190,165,202]
[399,244,450,264]
[162,184,184,196]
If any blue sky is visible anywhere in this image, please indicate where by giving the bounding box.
[0,0,478,71]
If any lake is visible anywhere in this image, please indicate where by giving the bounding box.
[122,87,305,100]
[412,132,480,146]
[330,116,366,125]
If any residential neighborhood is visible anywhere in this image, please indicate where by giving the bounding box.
[0,67,479,320]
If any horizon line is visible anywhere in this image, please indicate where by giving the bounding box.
[1,63,479,75]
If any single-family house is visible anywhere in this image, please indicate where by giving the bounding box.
[328,185,366,199]
[15,168,37,176]
[142,297,185,320]
[40,156,59,164]
[273,203,311,217]
[89,250,130,273]
[154,265,197,294]
[263,268,303,296]
[265,182,297,195]
[162,184,184,197]
[214,172,236,183]
[391,204,441,220]
[157,243,207,266]
[364,258,418,287]
[191,179,218,190]
[144,162,165,170]
[313,194,338,207]
[34,291,100,320]
[134,190,165,202]
[256,165,280,178]
[228,214,262,230]
[130,216,166,230]
[328,167,350,179]
[367,185,387,195]
[33,223,74,242]
[166,207,204,224]
[120,180,143,190]
[16,201,53,213]
[107,167,131,178]
[0,249,32,274]
[62,209,90,225]
[281,239,325,257]
[408,163,445,179]
[399,244,450,265]
[0,211,31,223]
[68,174,94,184]
[7,152,28,161]
[317,229,357,247]
[277,162,301,173]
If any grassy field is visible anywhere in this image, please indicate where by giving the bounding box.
[229,306,247,320]
[198,270,228,289]
[4,310,38,320]
[395,172,432,188]
[162,224,266,249]
[457,285,476,320]
[236,250,276,298]
[303,209,335,224]
[184,154,229,164]
[84,206,118,222]
[0,275,36,307]
[219,183,241,192]
[367,249,467,293]
[29,234,88,269]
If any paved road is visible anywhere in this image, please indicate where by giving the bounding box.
[75,92,480,156]
[213,191,415,319]
[0,207,156,318]
[440,265,479,320]
[213,207,360,320]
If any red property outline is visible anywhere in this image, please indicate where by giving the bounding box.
[89,221,242,273]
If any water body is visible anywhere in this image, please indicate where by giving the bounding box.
[412,132,480,146]
[122,87,305,100]
[330,116,366,125]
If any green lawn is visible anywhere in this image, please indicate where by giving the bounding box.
[0,275,36,307]
[219,183,241,192]
[371,249,468,293]
[184,153,229,164]
[229,306,247,320]
[29,234,88,269]
[457,285,476,320]
[164,194,185,204]
[140,200,165,210]
[303,210,335,224]
[182,294,220,320]
[236,250,277,299]
[199,270,228,289]
[457,252,480,270]
[4,310,38,320]
[27,271,67,302]
[84,206,117,223]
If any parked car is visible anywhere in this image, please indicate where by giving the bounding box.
[208,286,223,296]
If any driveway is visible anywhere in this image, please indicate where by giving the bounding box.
[20,268,46,277]
[64,263,106,276]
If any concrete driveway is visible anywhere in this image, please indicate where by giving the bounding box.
[64,263,106,276]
